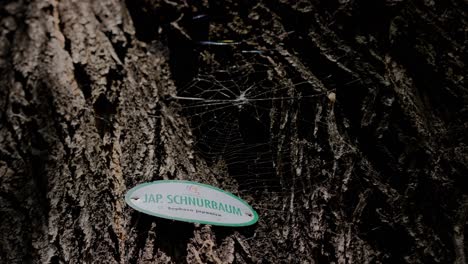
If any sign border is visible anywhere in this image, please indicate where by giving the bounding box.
[125,180,259,227]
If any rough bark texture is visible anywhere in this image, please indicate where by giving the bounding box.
[0,0,467,263]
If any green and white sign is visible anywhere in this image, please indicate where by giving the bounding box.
[125,180,258,227]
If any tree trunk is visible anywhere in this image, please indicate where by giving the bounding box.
[1,0,466,263]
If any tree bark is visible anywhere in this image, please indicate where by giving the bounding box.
[0,0,466,263]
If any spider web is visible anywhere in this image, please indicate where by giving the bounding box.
[170,42,328,209]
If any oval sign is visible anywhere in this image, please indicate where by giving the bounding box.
[125,180,258,227]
